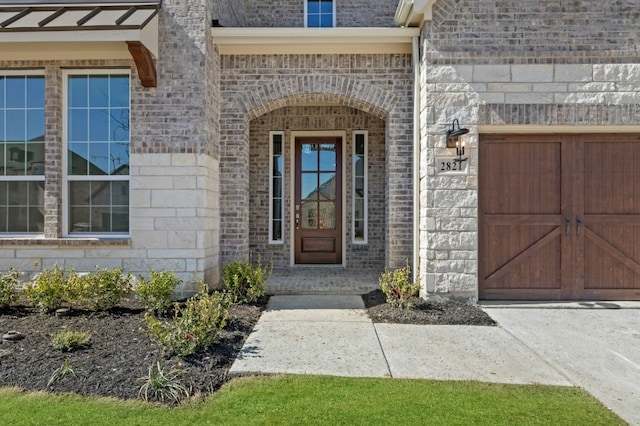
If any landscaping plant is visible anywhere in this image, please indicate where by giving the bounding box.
[47,359,76,387]
[136,270,181,314]
[74,268,132,311]
[222,255,271,303]
[51,330,91,352]
[137,361,189,404]
[23,265,80,312]
[378,264,421,309]
[0,268,20,309]
[145,282,231,356]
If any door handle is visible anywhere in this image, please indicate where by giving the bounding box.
[565,217,571,236]
[576,217,582,236]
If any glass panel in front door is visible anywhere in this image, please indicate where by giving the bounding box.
[300,143,337,231]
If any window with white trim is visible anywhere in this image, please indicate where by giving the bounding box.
[0,72,45,234]
[269,131,284,244]
[64,71,130,235]
[352,131,367,244]
[305,0,335,28]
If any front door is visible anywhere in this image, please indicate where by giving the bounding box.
[294,137,342,264]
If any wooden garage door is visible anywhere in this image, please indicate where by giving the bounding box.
[480,134,640,300]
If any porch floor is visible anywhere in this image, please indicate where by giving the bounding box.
[267,267,382,295]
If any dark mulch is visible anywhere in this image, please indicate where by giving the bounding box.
[363,290,496,326]
[0,298,267,404]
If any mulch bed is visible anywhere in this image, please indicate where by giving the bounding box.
[1,291,495,405]
[363,290,496,326]
[0,299,266,404]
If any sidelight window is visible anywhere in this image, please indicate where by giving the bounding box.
[352,131,367,244]
[269,131,285,244]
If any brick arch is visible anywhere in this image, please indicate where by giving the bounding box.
[241,75,396,121]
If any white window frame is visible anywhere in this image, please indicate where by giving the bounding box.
[304,0,336,28]
[352,130,368,245]
[0,70,46,236]
[269,131,285,244]
[62,69,131,238]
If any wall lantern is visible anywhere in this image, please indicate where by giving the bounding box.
[446,119,469,163]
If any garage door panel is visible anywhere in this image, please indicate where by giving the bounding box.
[480,133,640,301]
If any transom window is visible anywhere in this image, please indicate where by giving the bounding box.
[306,0,335,28]
[64,71,130,235]
[0,72,45,234]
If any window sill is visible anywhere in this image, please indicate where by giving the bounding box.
[0,237,131,247]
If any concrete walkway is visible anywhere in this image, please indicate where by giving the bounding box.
[230,295,640,425]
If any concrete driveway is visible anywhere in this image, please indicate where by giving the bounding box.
[483,306,640,425]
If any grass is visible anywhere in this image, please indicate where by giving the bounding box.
[0,376,623,426]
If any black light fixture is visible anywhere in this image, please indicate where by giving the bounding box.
[446,119,469,163]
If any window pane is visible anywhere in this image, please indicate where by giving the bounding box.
[68,76,88,108]
[0,113,4,142]
[273,137,282,155]
[69,143,89,175]
[272,176,282,198]
[355,177,365,197]
[272,199,282,221]
[354,220,364,240]
[320,0,333,13]
[301,173,318,201]
[272,220,282,241]
[354,198,364,221]
[0,207,6,232]
[318,201,335,229]
[0,181,44,233]
[0,77,4,108]
[69,181,129,233]
[88,75,109,107]
[89,109,109,141]
[320,14,333,27]
[5,110,25,141]
[26,76,44,108]
[70,206,91,232]
[27,109,45,142]
[272,155,283,176]
[111,181,129,206]
[302,201,317,229]
[5,77,25,109]
[307,14,320,27]
[70,181,90,205]
[110,142,129,175]
[355,156,364,176]
[355,135,365,155]
[301,144,318,171]
[26,142,44,172]
[307,0,320,14]
[319,144,336,171]
[88,142,109,175]
[69,109,88,142]
[109,75,129,108]
[110,109,129,142]
[319,173,336,200]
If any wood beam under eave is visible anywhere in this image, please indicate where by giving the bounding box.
[126,40,156,88]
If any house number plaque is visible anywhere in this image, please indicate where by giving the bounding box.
[435,156,469,175]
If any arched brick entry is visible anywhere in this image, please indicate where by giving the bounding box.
[219,73,414,270]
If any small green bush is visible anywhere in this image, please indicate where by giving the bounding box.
[23,265,79,312]
[74,268,132,311]
[136,270,181,314]
[51,330,91,352]
[145,282,230,356]
[138,361,189,404]
[222,256,271,303]
[379,265,421,309]
[0,269,20,309]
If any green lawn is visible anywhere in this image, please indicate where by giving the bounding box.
[0,376,623,426]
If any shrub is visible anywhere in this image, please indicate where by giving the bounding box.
[222,256,271,303]
[138,361,189,404]
[74,268,132,311]
[51,330,91,352]
[136,270,181,314]
[0,269,20,309]
[23,265,79,312]
[379,265,421,309]
[145,282,230,356]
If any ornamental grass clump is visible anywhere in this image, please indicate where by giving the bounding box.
[136,270,181,314]
[222,256,271,303]
[138,361,189,404]
[0,269,20,309]
[379,264,421,309]
[145,282,230,357]
[51,330,91,352]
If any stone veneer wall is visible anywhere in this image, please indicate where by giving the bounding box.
[249,106,386,268]
[243,0,397,27]
[219,54,414,269]
[419,0,640,299]
[0,0,222,291]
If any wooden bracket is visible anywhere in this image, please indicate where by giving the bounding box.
[126,40,157,88]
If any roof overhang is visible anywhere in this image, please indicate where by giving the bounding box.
[394,0,435,27]
[0,1,160,87]
[212,27,421,55]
